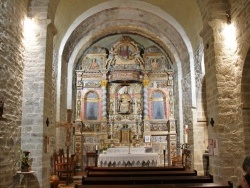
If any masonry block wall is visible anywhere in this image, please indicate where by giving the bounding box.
[231,0,250,156]
[0,0,29,187]
[197,0,250,186]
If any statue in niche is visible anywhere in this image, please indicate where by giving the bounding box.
[137,100,142,114]
[118,86,132,114]
[106,47,116,69]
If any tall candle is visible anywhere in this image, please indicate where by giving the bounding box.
[185,124,188,143]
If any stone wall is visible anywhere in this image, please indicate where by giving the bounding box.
[231,0,250,156]
[197,0,250,185]
[21,0,59,187]
[0,0,29,187]
[193,44,208,174]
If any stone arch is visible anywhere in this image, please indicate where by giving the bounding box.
[55,0,201,175]
[56,0,196,120]
[241,47,250,155]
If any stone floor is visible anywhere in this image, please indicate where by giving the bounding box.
[57,172,85,188]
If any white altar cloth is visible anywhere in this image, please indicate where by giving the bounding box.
[106,147,146,154]
[98,153,159,167]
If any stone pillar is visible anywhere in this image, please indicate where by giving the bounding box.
[199,0,242,182]
[22,17,52,188]
[167,119,177,165]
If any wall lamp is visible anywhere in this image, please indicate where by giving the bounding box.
[209,118,215,127]
[226,13,231,24]
[46,118,50,127]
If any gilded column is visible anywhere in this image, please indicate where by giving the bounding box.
[101,80,108,120]
[75,71,82,121]
[142,79,150,119]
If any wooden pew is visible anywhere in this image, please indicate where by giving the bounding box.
[87,170,197,177]
[76,182,232,188]
[82,175,214,185]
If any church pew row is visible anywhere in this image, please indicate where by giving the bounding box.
[76,182,233,188]
[88,166,185,172]
[82,175,214,185]
[87,170,197,177]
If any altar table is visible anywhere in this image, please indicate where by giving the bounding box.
[98,153,159,167]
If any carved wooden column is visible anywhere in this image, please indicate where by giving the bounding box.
[75,71,82,121]
[142,77,150,136]
[101,80,108,120]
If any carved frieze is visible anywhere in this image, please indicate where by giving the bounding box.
[82,73,103,79]
[83,81,101,88]
[109,71,141,82]
[148,73,168,79]
[150,123,168,131]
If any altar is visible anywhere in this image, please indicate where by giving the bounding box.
[73,36,177,170]
[98,147,159,167]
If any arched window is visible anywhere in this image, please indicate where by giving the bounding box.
[152,91,165,119]
[85,91,99,120]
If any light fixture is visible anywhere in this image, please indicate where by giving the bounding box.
[226,13,231,25]
[210,118,215,127]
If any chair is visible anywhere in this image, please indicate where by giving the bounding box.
[54,149,75,182]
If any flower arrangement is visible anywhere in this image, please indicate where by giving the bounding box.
[20,150,30,172]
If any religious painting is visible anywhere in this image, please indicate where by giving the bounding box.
[116,43,135,61]
[152,91,166,119]
[88,58,100,69]
[84,91,99,120]
[145,135,151,143]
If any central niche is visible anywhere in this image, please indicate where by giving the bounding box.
[108,83,143,116]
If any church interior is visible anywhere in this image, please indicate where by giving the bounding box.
[0,0,250,187]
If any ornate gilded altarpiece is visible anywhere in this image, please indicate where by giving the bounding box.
[73,36,176,169]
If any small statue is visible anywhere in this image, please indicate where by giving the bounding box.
[106,47,116,69]
[0,98,4,118]
[133,49,144,68]
[118,86,132,114]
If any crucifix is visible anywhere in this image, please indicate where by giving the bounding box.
[57,109,75,185]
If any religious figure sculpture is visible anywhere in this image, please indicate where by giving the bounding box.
[133,49,144,68]
[106,47,116,69]
[118,87,132,114]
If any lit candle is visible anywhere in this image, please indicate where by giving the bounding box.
[96,145,98,150]
[185,125,188,143]
[163,146,165,150]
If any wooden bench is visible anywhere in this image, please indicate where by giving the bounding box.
[82,175,214,185]
[77,182,232,188]
[87,170,197,177]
